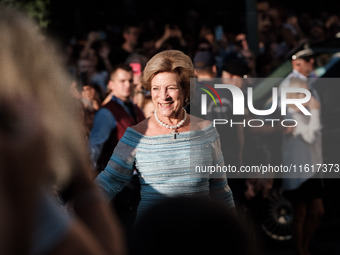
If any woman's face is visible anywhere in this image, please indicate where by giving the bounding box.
[151,72,184,119]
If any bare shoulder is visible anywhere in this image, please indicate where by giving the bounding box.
[189,115,212,131]
[131,118,150,135]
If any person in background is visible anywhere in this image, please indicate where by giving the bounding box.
[89,63,145,172]
[222,58,250,85]
[80,30,113,73]
[77,57,108,93]
[281,12,306,50]
[193,50,217,79]
[198,25,218,53]
[281,77,324,255]
[230,33,256,78]
[280,48,318,92]
[80,81,104,137]
[154,23,187,52]
[308,19,327,45]
[0,6,126,255]
[185,48,217,115]
[125,53,154,118]
[109,24,141,66]
[81,82,103,115]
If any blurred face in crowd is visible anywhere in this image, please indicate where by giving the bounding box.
[81,85,96,101]
[109,68,134,102]
[124,26,140,46]
[235,33,249,51]
[151,72,184,119]
[78,59,95,74]
[130,63,143,92]
[292,58,314,77]
[222,71,244,89]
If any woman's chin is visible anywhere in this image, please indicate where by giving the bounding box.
[157,109,175,118]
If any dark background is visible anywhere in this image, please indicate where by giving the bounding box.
[48,0,340,41]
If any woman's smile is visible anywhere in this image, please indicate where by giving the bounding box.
[158,102,174,109]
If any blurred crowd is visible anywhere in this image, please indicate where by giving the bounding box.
[2,1,340,254]
[61,0,340,128]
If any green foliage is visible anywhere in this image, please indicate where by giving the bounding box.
[0,0,50,28]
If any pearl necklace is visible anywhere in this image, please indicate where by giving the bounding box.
[154,108,187,139]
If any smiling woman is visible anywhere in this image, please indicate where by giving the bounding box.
[95,50,235,231]
[151,72,187,137]
[151,72,184,115]
[140,50,193,137]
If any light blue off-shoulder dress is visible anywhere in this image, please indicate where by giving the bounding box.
[95,123,234,214]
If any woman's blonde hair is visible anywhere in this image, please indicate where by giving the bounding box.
[0,7,89,187]
[141,50,195,105]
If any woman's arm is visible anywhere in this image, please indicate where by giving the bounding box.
[95,139,136,200]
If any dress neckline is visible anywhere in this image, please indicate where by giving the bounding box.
[126,122,214,139]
